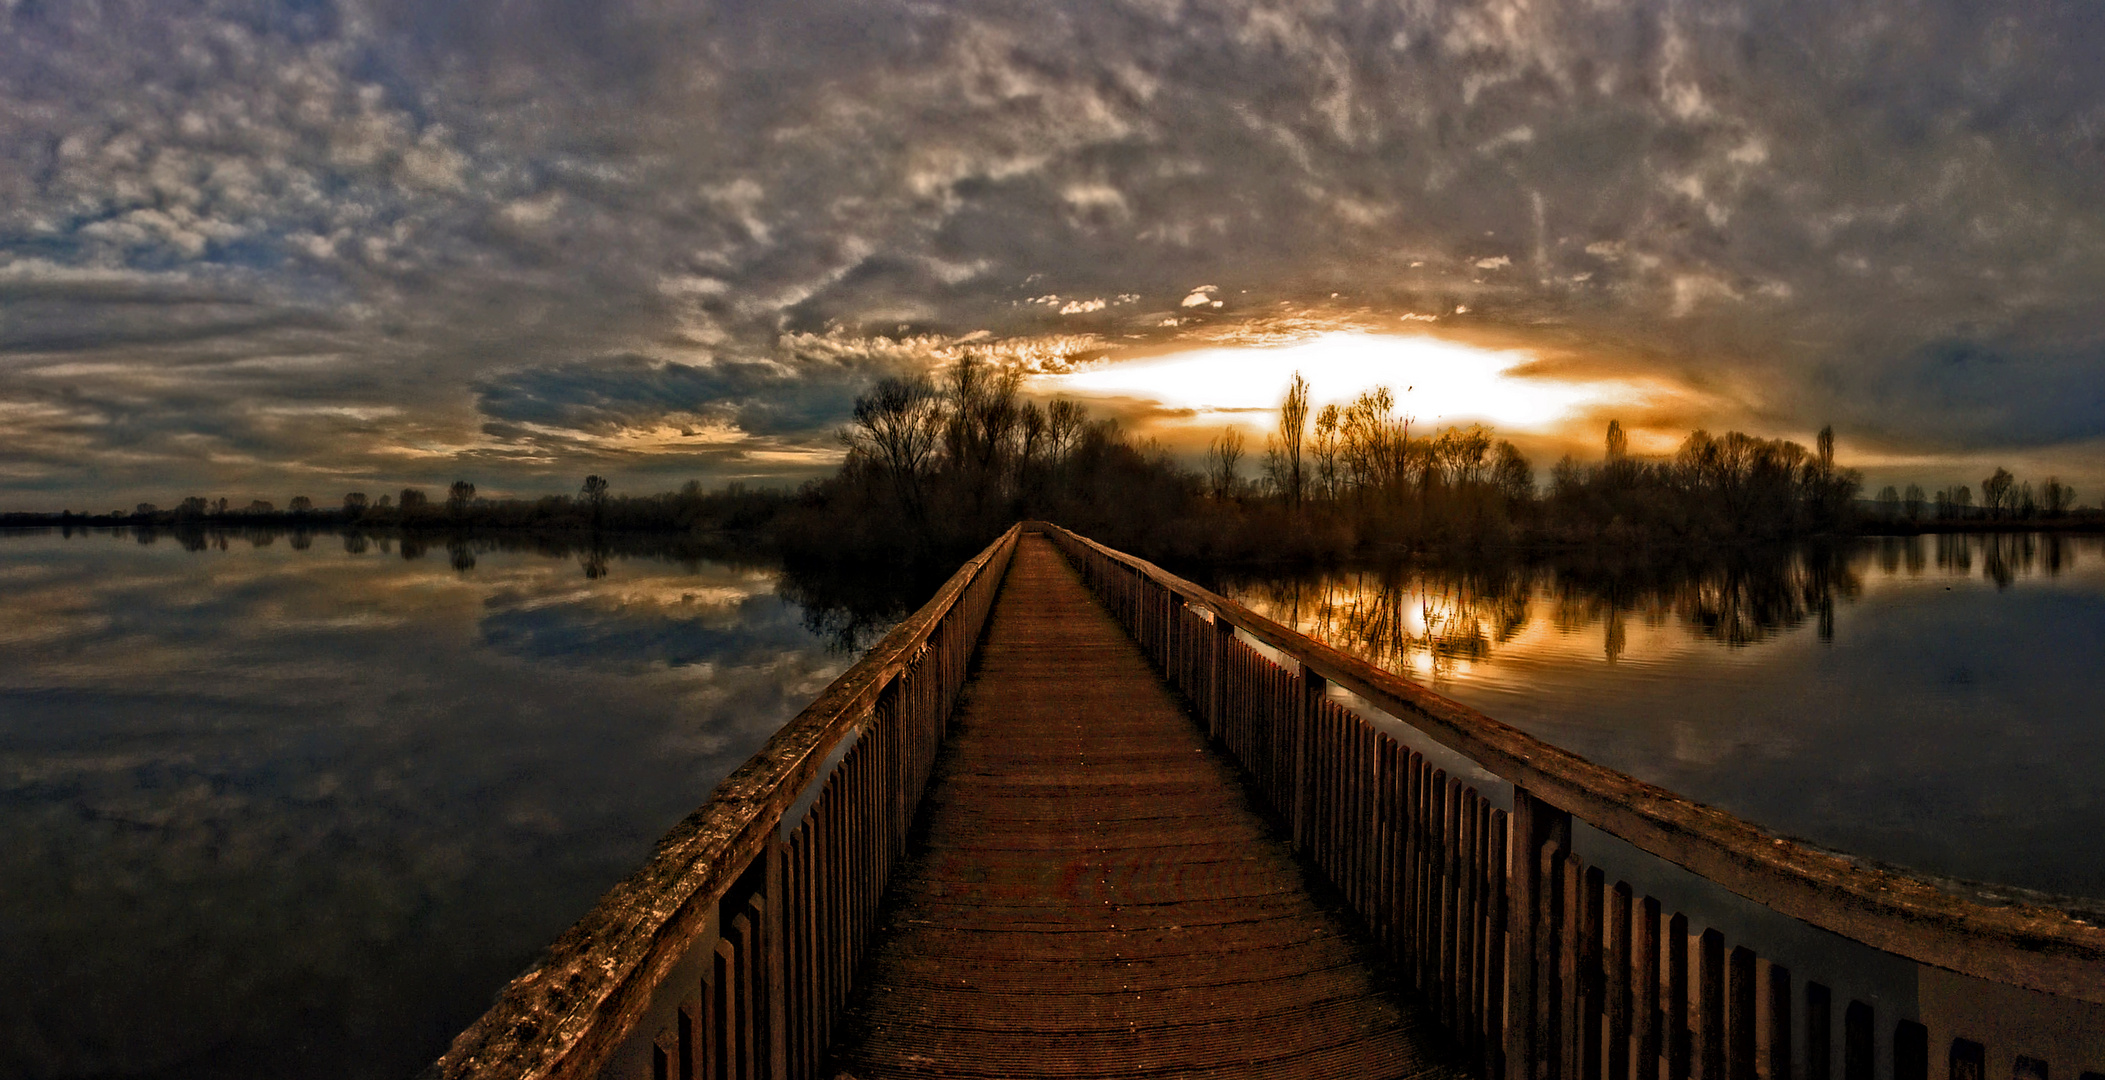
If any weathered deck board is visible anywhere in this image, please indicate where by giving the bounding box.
[826,535,1461,1080]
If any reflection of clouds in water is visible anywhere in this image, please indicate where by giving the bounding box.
[0,531,870,1079]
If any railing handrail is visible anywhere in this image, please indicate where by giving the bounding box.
[427,524,1025,1080]
[1041,523,2105,1004]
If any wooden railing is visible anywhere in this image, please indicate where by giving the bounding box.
[424,525,1022,1080]
[1042,523,2105,1080]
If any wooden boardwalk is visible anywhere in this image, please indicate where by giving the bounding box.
[827,536,1460,1080]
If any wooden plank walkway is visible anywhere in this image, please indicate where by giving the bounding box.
[826,535,1462,1080]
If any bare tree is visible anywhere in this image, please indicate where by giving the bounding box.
[580,475,611,525]
[1491,441,1533,502]
[1017,400,1048,472]
[1981,467,2015,519]
[1267,372,1310,510]
[1311,404,1342,504]
[1432,425,1491,486]
[1205,427,1246,500]
[1046,398,1086,465]
[1875,485,1900,520]
[1605,419,1628,461]
[343,492,369,516]
[2042,476,2076,517]
[1903,483,1925,521]
[843,374,943,514]
[447,481,475,517]
[399,488,428,511]
[289,495,314,513]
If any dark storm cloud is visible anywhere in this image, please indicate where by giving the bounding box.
[474,353,877,440]
[4,0,2105,501]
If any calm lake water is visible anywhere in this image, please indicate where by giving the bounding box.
[2,529,2101,1078]
[0,528,917,1080]
[1212,532,2105,910]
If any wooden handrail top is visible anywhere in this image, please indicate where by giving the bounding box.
[1042,523,2105,1004]
[426,525,1024,1080]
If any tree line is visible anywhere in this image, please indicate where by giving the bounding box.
[21,355,2096,567]
[71,475,780,538]
[1865,468,2079,524]
[781,358,1882,567]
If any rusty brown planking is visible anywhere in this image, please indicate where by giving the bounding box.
[825,536,1463,1080]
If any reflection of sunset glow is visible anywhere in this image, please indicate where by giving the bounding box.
[1043,332,1652,435]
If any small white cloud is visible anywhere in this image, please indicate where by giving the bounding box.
[1181,286,1218,307]
[499,193,564,229]
[1475,256,1512,270]
[1058,298,1107,314]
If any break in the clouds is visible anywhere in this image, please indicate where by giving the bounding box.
[3,0,2104,505]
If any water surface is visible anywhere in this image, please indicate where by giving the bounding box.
[0,528,912,1080]
[1216,533,2105,908]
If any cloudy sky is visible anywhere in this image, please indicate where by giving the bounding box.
[3,0,2103,508]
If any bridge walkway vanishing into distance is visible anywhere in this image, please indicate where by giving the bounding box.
[429,524,2105,1080]
[824,535,1458,1079]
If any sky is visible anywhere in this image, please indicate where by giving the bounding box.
[3,0,2104,509]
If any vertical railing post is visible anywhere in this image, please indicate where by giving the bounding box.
[764,840,789,1079]
[1294,661,1324,852]
[1509,786,1574,1079]
[1209,614,1234,740]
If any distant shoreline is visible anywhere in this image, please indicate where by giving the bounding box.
[6,509,2102,542]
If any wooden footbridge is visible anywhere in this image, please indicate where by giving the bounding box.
[429,525,2105,1080]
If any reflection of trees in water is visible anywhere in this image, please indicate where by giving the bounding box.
[1929,532,2075,586]
[1226,544,1866,671]
[1228,563,1532,679]
[775,560,954,656]
[1663,546,1859,646]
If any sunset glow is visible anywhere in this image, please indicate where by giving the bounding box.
[1044,332,1651,438]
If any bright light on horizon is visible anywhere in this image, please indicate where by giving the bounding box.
[1041,332,1643,437]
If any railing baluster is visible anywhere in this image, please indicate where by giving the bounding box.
[1610,882,1634,1080]
[1700,930,1725,1080]
[1638,896,1663,1080]
[1487,806,1509,1080]
[1583,867,1606,1080]
[1843,1001,1873,1080]
[1806,983,1831,1080]
[1766,964,1792,1080]
[1729,946,1756,1080]
[1668,914,1690,1080]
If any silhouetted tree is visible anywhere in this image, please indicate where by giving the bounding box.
[288,495,314,512]
[447,480,476,517]
[1903,484,1925,521]
[1311,404,1343,504]
[2042,476,2076,517]
[177,496,208,518]
[1982,467,2016,519]
[580,475,611,525]
[399,488,428,512]
[1492,441,1533,503]
[343,492,368,517]
[1265,372,1310,510]
[1205,427,1245,500]
[1606,419,1628,461]
[1875,486,1900,520]
[246,500,274,514]
[842,374,942,516]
